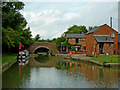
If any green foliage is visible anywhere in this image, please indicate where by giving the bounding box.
[2,27,19,48]
[20,27,34,49]
[50,25,88,51]
[50,50,52,55]
[2,2,26,30]
[72,43,81,47]
[34,34,40,41]
[88,26,99,31]
[64,39,71,49]
[71,46,76,51]
[52,36,66,51]
[2,2,34,52]
[64,25,88,35]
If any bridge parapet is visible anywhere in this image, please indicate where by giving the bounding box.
[27,42,57,54]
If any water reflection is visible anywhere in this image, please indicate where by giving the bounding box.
[2,55,120,88]
[2,63,31,88]
[34,55,50,63]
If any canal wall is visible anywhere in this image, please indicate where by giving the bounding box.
[2,58,17,72]
[59,54,120,67]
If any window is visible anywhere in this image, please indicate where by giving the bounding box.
[76,38,79,43]
[84,47,86,50]
[109,43,111,46]
[111,33,115,38]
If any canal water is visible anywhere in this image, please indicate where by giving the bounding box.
[2,55,120,88]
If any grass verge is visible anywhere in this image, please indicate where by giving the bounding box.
[2,53,17,65]
[89,55,120,63]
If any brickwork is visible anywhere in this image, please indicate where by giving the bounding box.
[68,38,86,50]
[118,43,120,54]
[86,33,97,56]
[86,24,118,56]
[104,43,114,55]
[27,42,57,54]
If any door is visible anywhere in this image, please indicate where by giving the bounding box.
[99,43,104,54]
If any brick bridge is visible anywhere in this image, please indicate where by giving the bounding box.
[27,42,57,54]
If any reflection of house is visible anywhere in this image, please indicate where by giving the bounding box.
[86,24,118,56]
[66,33,86,53]
[118,34,120,54]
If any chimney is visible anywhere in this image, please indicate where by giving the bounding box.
[110,17,112,28]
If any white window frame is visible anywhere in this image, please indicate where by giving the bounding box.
[111,33,115,38]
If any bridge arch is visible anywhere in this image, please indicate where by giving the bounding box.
[27,42,57,54]
[33,46,50,54]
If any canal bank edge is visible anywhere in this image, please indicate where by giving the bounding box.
[2,58,17,72]
[59,54,120,67]
[73,57,120,67]
[1,54,35,73]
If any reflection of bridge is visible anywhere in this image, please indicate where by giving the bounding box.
[27,42,57,54]
[29,57,57,67]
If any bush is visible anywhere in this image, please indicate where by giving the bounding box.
[71,46,76,51]
[50,50,52,55]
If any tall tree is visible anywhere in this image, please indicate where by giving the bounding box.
[53,36,66,51]
[64,25,88,35]
[34,34,40,41]
[2,2,33,52]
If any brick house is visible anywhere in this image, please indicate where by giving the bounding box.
[86,24,118,56]
[118,34,120,54]
[66,33,86,53]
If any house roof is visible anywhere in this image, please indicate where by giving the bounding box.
[118,34,120,43]
[94,35,114,43]
[87,24,118,34]
[86,25,104,34]
[66,33,85,38]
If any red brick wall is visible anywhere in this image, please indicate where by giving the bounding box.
[68,38,86,49]
[68,38,76,44]
[104,43,114,55]
[118,43,120,54]
[86,33,97,56]
[27,42,57,54]
[96,43,99,56]
[86,24,118,56]
[93,25,118,55]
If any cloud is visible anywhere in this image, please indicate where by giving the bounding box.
[21,2,118,39]
[62,13,79,21]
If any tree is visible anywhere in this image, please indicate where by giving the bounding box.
[88,26,99,31]
[34,34,40,41]
[20,27,33,49]
[2,2,26,30]
[64,25,88,35]
[53,36,66,51]
[64,39,71,49]
[2,27,19,48]
[2,2,34,53]
[71,46,76,51]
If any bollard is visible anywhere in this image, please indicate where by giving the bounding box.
[70,62,72,67]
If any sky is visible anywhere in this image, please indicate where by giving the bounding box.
[20,1,118,40]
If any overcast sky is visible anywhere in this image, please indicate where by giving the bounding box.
[20,2,118,39]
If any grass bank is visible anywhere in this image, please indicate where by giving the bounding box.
[2,53,17,65]
[89,55,120,63]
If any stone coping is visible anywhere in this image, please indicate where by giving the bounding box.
[62,54,120,67]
